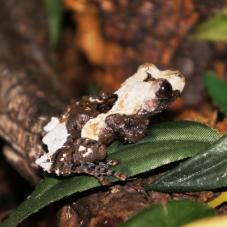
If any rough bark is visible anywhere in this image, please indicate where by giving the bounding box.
[0,0,70,184]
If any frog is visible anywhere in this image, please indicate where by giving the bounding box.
[35,63,185,185]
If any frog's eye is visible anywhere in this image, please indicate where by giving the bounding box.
[156,80,173,99]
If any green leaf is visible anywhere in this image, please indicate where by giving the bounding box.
[193,9,227,42]
[0,176,99,227]
[147,135,227,192]
[43,0,63,48]
[87,84,100,96]
[110,121,221,176]
[204,71,227,115]
[0,121,221,227]
[120,200,216,227]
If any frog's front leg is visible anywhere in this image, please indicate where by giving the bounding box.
[105,114,149,143]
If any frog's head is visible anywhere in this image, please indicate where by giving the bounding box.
[117,63,185,116]
[139,63,185,114]
[137,63,185,95]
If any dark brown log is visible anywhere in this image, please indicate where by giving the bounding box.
[0,0,70,184]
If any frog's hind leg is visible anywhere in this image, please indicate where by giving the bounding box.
[79,160,127,185]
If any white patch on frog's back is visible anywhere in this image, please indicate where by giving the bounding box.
[113,79,158,114]
[43,117,59,132]
[81,114,107,141]
[55,169,60,175]
[42,117,69,154]
[35,117,70,172]
[89,97,102,103]
[82,148,93,157]
[78,145,86,151]
[81,63,185,141]
[35,153,52,172]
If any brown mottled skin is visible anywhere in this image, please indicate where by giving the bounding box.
[46,79,179,185]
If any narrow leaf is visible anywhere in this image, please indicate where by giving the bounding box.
[120,200,215,227]
[43,0,63,48]
[147,135,227,192]
[0,121,221,227]
[193,9,227,42]
[204,72,227,115]
[208,192,227,208]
